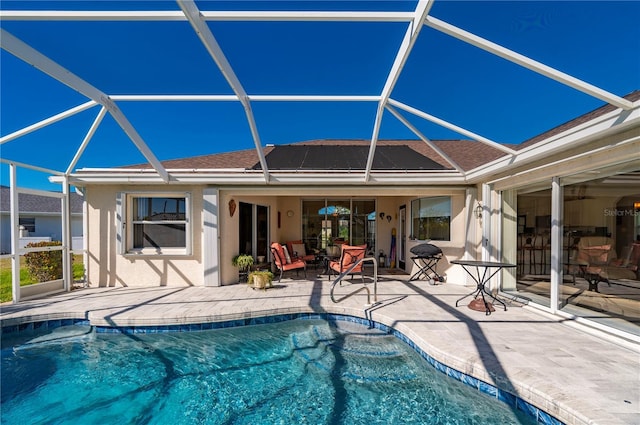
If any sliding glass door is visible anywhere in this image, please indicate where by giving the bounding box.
[302,199,375,252]
[238,202,269,261]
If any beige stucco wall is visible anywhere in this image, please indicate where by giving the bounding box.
[400,191,472,284]
[83,184,478,288]
[84,184,204,288]
[218,192,283,285]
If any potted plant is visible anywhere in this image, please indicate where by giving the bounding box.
[248,270,274,290]
[232,254,254,283]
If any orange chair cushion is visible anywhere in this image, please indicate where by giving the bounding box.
[271,242,305,270]
[286,240,315,262]
[577,245,611,264]
[329,244,366,274]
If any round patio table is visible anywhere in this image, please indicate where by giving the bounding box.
[317,254,340,277]
[452,260,516,315]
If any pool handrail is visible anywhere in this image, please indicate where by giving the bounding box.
[330,256,378,306]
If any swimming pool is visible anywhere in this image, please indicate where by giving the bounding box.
[1,316,543,424]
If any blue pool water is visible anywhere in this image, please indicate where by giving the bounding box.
[1,318,537,424]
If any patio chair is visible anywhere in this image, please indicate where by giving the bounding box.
[328,244,366,283]
[270,242,307,282]
[286,240,316,263]
[575,236,637,285]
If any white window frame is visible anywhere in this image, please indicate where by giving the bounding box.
[410,196,452,241]
[120,192,192,256]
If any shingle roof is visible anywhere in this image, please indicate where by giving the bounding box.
[121,139,507,172]
[253,144,448,170]
[115,90,639,174]
[0,186,83,214]
[518,90,640,149]
[122,147,273,170]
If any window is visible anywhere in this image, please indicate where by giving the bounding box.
[124,193,191,255]
[411,196,451,241]
[19,217,35,234]
[302,199,375,251]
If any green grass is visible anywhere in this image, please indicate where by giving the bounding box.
[0,256,85,303]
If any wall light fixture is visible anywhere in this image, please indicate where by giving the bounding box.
[474,202,483,219]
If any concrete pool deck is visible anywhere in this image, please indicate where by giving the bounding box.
[1,274,638,425]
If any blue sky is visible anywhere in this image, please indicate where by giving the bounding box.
[1,1,639,190]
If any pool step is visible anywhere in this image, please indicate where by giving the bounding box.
[311,323,403,357]
[291,323,417,383]
[13,325,94,352]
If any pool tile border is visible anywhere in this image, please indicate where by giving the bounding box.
[2,312,563,425]
[1,318,90,335]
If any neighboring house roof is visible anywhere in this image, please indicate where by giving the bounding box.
[0,186,83,215]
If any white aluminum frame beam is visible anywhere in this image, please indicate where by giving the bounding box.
[388,98,517,155]
[61,176,72,292]
[365,0,435,181]
[0,29,170,182]
[9,164,21,303]
[384,104,465,173]
[424,16,634,111]
[0,158,64,176]
[66,106,107,175]
[0,100,98,145]
[178,0,269,181]
[0,10,415,22]
[1,4,633,189]
[550,176,563,313]
[110,94,381,102]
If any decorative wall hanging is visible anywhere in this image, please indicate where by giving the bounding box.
[379,212,385,219]
[386,215,392,222]
[229,199,237,217]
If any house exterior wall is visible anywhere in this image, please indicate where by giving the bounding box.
[219,191,281,285]
[401,191,472,284]
[84,185,204,288]
[0,213,83,254]
[82,184,478,288]
[217,188,474,286]
[0,217,10,255]
[278,197,303,243]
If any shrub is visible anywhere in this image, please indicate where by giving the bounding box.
[24,241,63,283]
[232,254,254,272]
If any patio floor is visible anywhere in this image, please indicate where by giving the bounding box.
[1,273,639,425]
